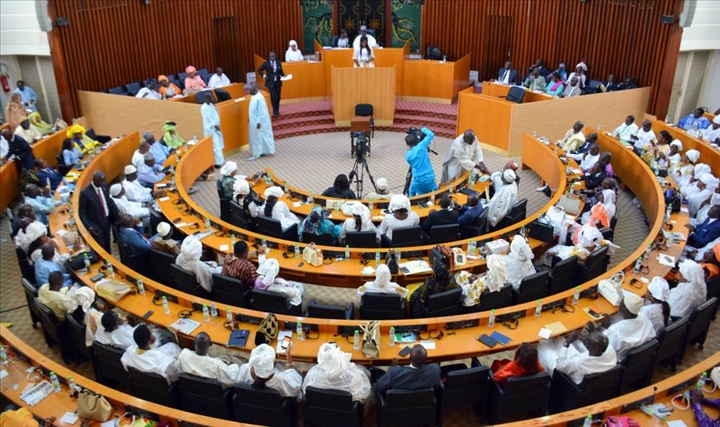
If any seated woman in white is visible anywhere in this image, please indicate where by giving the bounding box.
[671,150,700,189]
[340,203,377,242]
[538,329,617,384]
[376,194,420,242]
[638,277,671,333]
[254,258,304,307]
[504,235,536,289]
[353,36,375,68]
[686,173,717,217]
[285,40,304,62]
[175,235,221,293]
[538,225,605,267]
[452,254,508,307]
[668,260,707,318]
[260,186,300,231]
[358,264,408,298]
[236,343,303,398]
[120,324,181,385]
[302,343,372,404]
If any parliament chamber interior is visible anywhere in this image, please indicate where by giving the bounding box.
[1,0,720,426]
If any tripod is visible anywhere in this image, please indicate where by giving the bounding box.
[403,167,413,196]
[349,151,377,198]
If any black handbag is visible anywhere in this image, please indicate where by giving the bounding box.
[385,249,399,274]
[527,220,554,243]
[67,250,99,271]
[429,244,453,268]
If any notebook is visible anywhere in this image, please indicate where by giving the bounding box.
[227,329,250,348]
[556,195,582,216]
[490,331,511,345]
[170,318,201,335]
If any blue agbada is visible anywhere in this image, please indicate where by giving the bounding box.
[405,127,438,196]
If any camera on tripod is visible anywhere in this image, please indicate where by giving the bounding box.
[351,131,369,157]
[405,127,423,145]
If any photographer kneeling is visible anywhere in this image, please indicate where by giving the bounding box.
[405,127,438,196]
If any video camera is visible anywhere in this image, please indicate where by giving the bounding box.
[351,131,369,157]
[405,127,424,146]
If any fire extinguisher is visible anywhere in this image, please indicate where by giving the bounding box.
[0,63,10,93]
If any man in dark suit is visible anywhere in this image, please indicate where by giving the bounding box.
[257,51,286,118]
[116,213,151,256]
[79,171,118,253]
[687,205,720,248]
[497,61,518,85]
[422,196,459,233]
[1,129,35,171]
[376,345,441,394]
[457,195,484,226]
[602,74,620,92]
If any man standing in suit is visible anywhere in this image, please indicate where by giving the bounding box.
[79,171,118,253]
[257,51,285,118]
[0,128,35,170]
[375,345,441,394]
[497,61,518,85]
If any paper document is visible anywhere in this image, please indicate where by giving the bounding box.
[420,340,436,350]
[280,74,293,81]
[538,328,552,339]
[657,254,676,267]
[399,260,432,275]
[543,322,568,335]
[361,266,376,276]
[170,318,201,335]
[60,412,79,425]
[20,380,52,406]
[220,244,229,252]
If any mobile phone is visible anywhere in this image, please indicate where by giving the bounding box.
[90,273,105,282]
[142,310,154,319]
[281,336,292,350]
[399,346,411,357]
[297,261,304,267]
[173,217,182,223]
[587,309,602,319]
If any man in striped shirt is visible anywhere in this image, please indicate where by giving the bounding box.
[221,241,258,286]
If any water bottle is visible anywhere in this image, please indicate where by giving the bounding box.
[488,310,495,328]
[231,234,236,246]
[634,256,643,273]
[307,193,314,205]
[0,345,7,364]
[296,321,304,341]
[192,135,197,143]
[573,287,581,305]
[210,303,218,319]
[261,238,267,253]
[644,244,652,260]
[369,200,374,212]
[284,181,289,194]
[430,192,436,204]
[202,305,210,323]
[136,277,145,295]
[582,415,593,427]
[107,262,114,278]
[469,170,476,186]
[50,371,61,393]
[83,252,91,275]
[345,245,351,261]
[353,330,360,350]
[532,129,538,138]
[665,205,672,223]
[535,299,543,317]
[449,183,454,194]
[697,372,708,389]
[294,243,300,258]
[397,249,402,260]
[467,240,476,256]
[68,375,77,392]
[226,307,233,324]
[375,250,381,266]
[162,296,170,314]
[389,326,396,347]
[205,217,211,230]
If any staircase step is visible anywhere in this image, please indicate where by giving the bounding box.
[273,114,336,130]
[394,113,456,127]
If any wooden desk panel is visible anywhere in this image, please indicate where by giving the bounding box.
[331,67,396,126]
[482,81,553,103]
[320,45,407,98]
[253,55,325,102]
[402,60,455,101]
[457,91,513,152]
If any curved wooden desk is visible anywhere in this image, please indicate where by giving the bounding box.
[646,117,720,175]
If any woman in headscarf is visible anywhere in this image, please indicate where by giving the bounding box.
[28,112,54,136]
[183,66,206,91]
[567,62,588,90]
[409,260,456,317]
[14,220,49,254]
[667,260,707,319]
[673,149,700,188]
[491,343,545,387]
[302,343,372,404]
[232,179,259,230]
[680,163,712,197]
[65,123,99,154]
[538,225,605,267]
[574,203,610,243]
[700,242,720,279]
[285,40,304,62]
[452,254,508,307]
[686,173,717,217]
[663,140,683,169]
[358,264,408,297]
[254,258,304,307]
[487,169,518,228]
[299,205,340,242]
[236,343,303,398]
[219,161,238,199]
[599,186,617,220]
[161,121,185,149]
[5,93,28,130]
[638,277,671,332]
[175,235,221,294]
[695,190,720,226]
[376,194,420,244]
[505,235,536,289]
[157,75,182,98]
[340,203,377,242]
[260,186,300,231]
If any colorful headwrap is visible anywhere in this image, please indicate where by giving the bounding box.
[66,123,86,138]
[185,66,197,74]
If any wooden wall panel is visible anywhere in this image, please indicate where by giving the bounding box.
[420,0,684,118]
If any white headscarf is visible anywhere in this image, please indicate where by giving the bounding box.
[264,186,285,199]
[179,235,202,260]
[694,163,711,177]
[699,173,718,188]
[578,225,603,248]
[670,140,683,151]
[15,221,48,253]
[67,287,96,313]
[371,264,392,290]
[576,62,588,71]
[648,277,670,302]
[484,254,508,293]
[257,258,280,288]
[679,260,705,293]
[601,189,616,219]
[233,179,250,199]
[686,149,700,164]
[289,40,298,48]
[509,235,533,261]
[109,183,123,197]
[220,161,237,176]
[376,177,389,191]
[249,344,276,378]
[156,222,172,238]
[316,343,351,380]
[389,194,411,212]
[623,292,644,315]
[502,169,516,184]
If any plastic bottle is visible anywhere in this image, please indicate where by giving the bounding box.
[430,192,436,204]
[83,252,91,275]
[68,375,77,392]
[375,250,381,266]
[634,256,643,273]
[535,299,543,317]
[533,129,538,138]
[573,287,580,305]
[226,307,233,324]
[488,310,495,328]
[468,170,476,186]
[307,193,314,205]
[353,330,360,350]
[205,217,211,230]
[296,321,304,341]
[345,245,351,261]
[697,372,708,389]
[261,238,268,253]
[50,371,61,393]
[162,296,170,314]
[202,305,210,323]
[107,262,114,278]
[369,200,374,212]
[284,181,289,194]
[582,415,593,427]
[0,345,7,364]
[449,183,454,194]
[294,243,300,258]
[389,327,396,347]
[210,303,218,319]
[231,234,236,246]
[397,249,402,260]
[467,240,477,256]
[665,205,672,223]
[644,244,652,260]
[136,277,145,295]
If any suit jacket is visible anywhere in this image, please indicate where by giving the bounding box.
[118,227,151,255]
[376,363,441,394]
[497,68,518,85]
[5,135,35,171]
[689,218,720,248]
[422,209,459,232]
[457,204,484,226]
[257,59,285,88]
[79,184,118,233]
[37,168,62,190]
[604,81,620,92]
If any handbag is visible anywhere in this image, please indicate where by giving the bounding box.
[527,220,554,244]
[385,249,399,274]
[76,389,113,422]
[258,313,279,342]
[360,321,380,358]
[95,280,132,303]
[605,416,640,427]
[598,271,624,306]
[430,244,453,269]
[67,250,99,271]
[303,243,324,267]
[116,414,158,427]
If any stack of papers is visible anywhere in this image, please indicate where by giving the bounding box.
[20,380,53,406]
[170,318,201,335]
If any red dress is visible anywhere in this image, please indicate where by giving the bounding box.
[491,359,545,387]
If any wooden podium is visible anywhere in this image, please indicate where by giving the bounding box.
[331,67,396,127]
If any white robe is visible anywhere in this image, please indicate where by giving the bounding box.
[487,181,518,227]
[175,255,221,293]
[538,338,617,384]
[178,348,240,389]
[634,129,657,151]
[667,281,706,318]
[248,92,275,158]
[441,135,484,183]
[261,200,300,231]
[258,277,304,307]
[302,362,371,403]
[638,304,665,333]
[236,363,303,398]
[207,73,230,88]
[112,195,149,220]
[504,252,536,289]
[95,324,135,350]
[339,217,377,241]
[603,316,655,360]
[201,102,225,165]
[352,34,378,49]
[121,343,181,384]
[131,150,145,169]
[686,188,713,217]
[122,179,153,204]
[285,49,304,62]
[613,122,638,142]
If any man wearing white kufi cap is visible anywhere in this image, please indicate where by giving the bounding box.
[366,177,392,200]
[109,183,150,225]
[151,221,180,256]
[668,259,707,318]
[261,186,300,231]
[302,343,372,404]
[487,168,518,227]
[596,292,655,359]
[122,164,154,204]
[219,160,238,199]
[175,235,221,293]
[236,343,303,398]
[638,277,671,332]
[700,115,720,143]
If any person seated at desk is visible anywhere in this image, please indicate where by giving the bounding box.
[700,116,720,143]
[144,132,170,166]
[353,36,375,68]
[5,93,28,130]
[183,65,206,91]
[352,25,377,49]
[556,121,586,152]
[545,72,564,96]
[376,194,420,244]
[409,260,457,317]
[457,194,484,226]
[619,77,638,90]
[219,160,238,199]
[668,260,707,319]
[491,343,544,387]
[690,386,720,427]
[0,406,65,427]
[612,115,639,143]
[582,161,608,190]
[686,175,717,217]
[23,184,57,225]
[121,324,181,385]
[322,173,357,199]
[340,203,377,242]
[497,61,518,85]
[335,30,350,48]
[232,179,260,230]
[176,235,220,294]
[441,129,488,184]
[161,120,185,149]
[110,184,151,225]
[638,277,671,333]
[452,255,507,308]
[527,58,549,78]
[687,205,720,249]
[565,132,598,161]
[237,343,303,398]
[255,258,304,307]
[561,76,582,98]
[504,235,536,290]
[11,204,35,238]
[303,343,372,404]
[285,40,304,62]
[650,130,674,169]
[577,144,601,173]
[375,344,441,394]
[34,244,70,287]
[34,159,62,191]
[222,240,259,285]
[566,62,588,91]
[659,139,684,171]
[151,221,180,256]
[66,124,99,155]
[38,271,71,318]
[137,152,166,188]
[95,311,173,351]
[421,195,458,234]
[208,67,231,88]
[179,332,241,389]
[366,177,392,200]
[61,138,82,169]
[261,186,300,231]
[523,67,547,91]
[116,213,151,256]
[630,120,657,151]
[300,205,340,243]
[358,264,408,298]
[538,330,617,384]
[14,117,41,144]
[678,107,711,132]
[487,169,518,228]
[601,74,621,92]
[14,218,49,254]
[121,165,153,204]
[594,293,656,359]
[538,224,605,267]
[135,81,161,100]
[157,75,181,98]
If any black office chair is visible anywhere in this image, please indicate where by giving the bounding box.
[308,299,354,319]
[707,275,720,314]
[360,293,404,320]
[617,339,659,393]
[20,278,40,329]
[421,287,463,318]
[354,104,375,137]
[345,231,378,248]
[257,216,299,241]
[212,273,252,308]
[599,227,615,242]
[56,154,71,176]
[494,198,527,230]
[301,232,335,246]
[233,383,297,427]
[429,224,460,244]
[504,86,526,104]
[217,181,231,223]
[251,288,302,316]
[487,371,551,424]
[512,270,549,304]
[178,372,234,419]
[128,366,180,408]
[229,200,255,231]
[549,365,622,413]
[656,317,688,372]
[683,297,718,358]
[305,386,363,427]
[197,68,210,77]
[439,364,490,423]
[475,283,513,312]
[108,86,128,96]
[459,209,488,239]
[124,82,142,96]
[547,256,578,295]
[376,388,436,427]
[391,226,423,247]
[65,313,92,362]
[92,341,129,387]
[170,264,211,299]
[171,76,183,90]
[575,246,609,286]
[84,128,110,144]
[119,242,151,277]
[34,297,74,364]
[15,246,36,284]
[195,90,216,104]
[142,78,157,88]
[150,248,175,285]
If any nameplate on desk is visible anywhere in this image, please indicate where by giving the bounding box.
[496,310,526,323]
[283,321,318,333]
[620,395,654,413]
[238,314,263,325]
[667,377,696,395]
[395,325,428,334]
[444,319,479,330]
[542,299,567,313]
[158,196,170,202]
[580,285,598,299]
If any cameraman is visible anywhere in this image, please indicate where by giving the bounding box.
[405,127,438,196]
